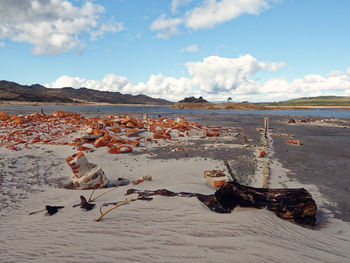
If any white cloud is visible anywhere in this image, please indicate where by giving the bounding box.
[46,54,350,102]
[185,0,270,30]
[180,44,198,52]
[48,74,132,92]
[46,73,195,101]
[186,54,285,93]
[171,0,193,14]
[257,72,350,102]
[0,0,123,55]
[151,0,276,38]
[0,42,4,48]
[150,15,183,39]
[90,20,124,41]
[346,67,350,76]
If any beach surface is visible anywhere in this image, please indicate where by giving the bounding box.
[1,109,350,262]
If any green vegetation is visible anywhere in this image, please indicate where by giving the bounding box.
[0,90,19,100]
[172,102,266,110]
[265,96,350,106]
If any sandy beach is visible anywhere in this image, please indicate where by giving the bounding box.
[1,108,350,262]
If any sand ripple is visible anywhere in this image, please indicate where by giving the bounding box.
[1,146,350,262]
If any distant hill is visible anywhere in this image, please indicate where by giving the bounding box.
[172,101,266,110]
[0,80,171,105]
[266,96,350,106]
[178,96,209,103]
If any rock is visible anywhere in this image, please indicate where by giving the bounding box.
[204,170,231,190]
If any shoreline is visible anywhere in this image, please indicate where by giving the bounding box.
[0,101,173,107]
[1,100,350,110]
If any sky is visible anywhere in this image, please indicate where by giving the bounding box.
[0,0,350,102]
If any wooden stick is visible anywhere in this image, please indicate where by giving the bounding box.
[223,160,237,182]
[88,189,95,202]
[89,185,121,202]
[95,197,139,222]
[28,208,46,215]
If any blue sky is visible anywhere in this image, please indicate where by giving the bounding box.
[1,0,350,102]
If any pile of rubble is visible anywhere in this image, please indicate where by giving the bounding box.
[66,152,109,190]
[0,111,223,153]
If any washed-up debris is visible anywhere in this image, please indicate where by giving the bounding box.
[258,150,267,158]
[46,205,64,215]
[203,170,231,190]
[79,196,95,211]
[87,178,130,202]
[96,197,139,222]
[288,118,311,124]
[0,112,9,121]
[300,118,310,123]
[66,152,109,190]
[29,205,64,216]
[286,139,301,146]
[132,175,152,185]
[108,161,317,226]
[122,182,317,226]
[0,111,232,154]
[199,182,317,225]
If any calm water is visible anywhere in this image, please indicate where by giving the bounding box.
[1,105,350,119]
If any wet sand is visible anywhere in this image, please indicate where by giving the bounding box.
[181,113,350,222]
[270,116,350,222]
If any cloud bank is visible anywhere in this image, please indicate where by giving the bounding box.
[46,54,350,102]
[0,0,123,55]
[151,0,276,39]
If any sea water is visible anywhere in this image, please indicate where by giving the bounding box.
[1,105,350,118]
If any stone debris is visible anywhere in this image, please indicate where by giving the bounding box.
[203,170,231,190]
[66,152,109,190]
[0,111,232,154]
[258,150,267,158]
[286,139,301,146]
[132,175,152,185]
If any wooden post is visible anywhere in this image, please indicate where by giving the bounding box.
[262,162,270,188]
[264,117,269,138]
[241,129,248,145]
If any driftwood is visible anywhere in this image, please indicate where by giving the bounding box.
[125,182,317,226]
[96,197,139,222]
[80,196,95,211]
[88,186,121,202]
[200,182,316,225]
[87,178,132,202]
[29,205,64,215]
[94,161,316,225]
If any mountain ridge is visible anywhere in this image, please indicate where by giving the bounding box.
[0,80,171,105]
[264,96,350,106]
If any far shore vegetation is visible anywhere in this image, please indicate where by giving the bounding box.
[172,96,350,110]
[263,96,350,107]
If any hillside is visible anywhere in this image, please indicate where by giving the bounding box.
[172,101,267,110]
[266,96,350,106]
[0,80,171,105]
